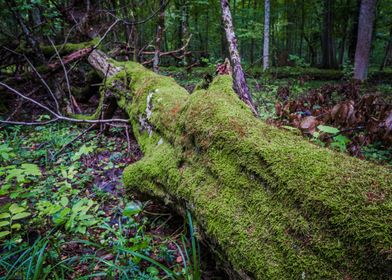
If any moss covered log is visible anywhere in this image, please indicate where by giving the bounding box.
[88,50,392,279]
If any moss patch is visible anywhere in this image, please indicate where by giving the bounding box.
[102,60,392,279]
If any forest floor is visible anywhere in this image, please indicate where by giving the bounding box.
[0,123,225,279]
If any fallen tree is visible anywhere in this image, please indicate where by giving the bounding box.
[87,49,392,279]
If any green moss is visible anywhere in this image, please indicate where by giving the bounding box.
[40,39,99,56]
[103,59,392,279]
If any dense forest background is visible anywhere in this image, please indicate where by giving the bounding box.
[1,0,391,70]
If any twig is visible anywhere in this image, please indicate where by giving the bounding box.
[125,124,131,153]
[48,37,74,113]
[3,46,60,113]
[0,82,129,124]
[0,119,59,126]
[54,124,96,158]
[324,126,365,139]
[94,19,121,49]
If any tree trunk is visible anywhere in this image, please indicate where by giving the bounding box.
[299,0,305,58]
[87,49,392,279]
[348,0,361,63]
[220,0,257,115]
[263,0,270,71]
[353,0,377,81]
[250,0,257,65]
[380,25,392,71]
[322,0,336,68]
[119,0,131,44]
[179,0,190,66]
[153,0,165,73]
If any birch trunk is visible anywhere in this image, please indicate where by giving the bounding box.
[220,0,257,115]
[263,0,270,71]
[153,0,165,73]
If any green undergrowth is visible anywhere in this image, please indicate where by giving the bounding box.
[0,122,204,279]
[112,62,392,279]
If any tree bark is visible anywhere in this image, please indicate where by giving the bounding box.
[380,25,392,71]
[353,0,377,81]
[220,0,257,115]
[87,49,392,279]
[153,0,165,73]
[322,0,336,68]
[250,0,257,65]
[263,0,270,71]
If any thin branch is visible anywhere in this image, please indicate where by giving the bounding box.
[48,37,74,113]
[125,125,131,153]
[3,46,60,113]
[94,19,121,49]
[0,82,129,124]
[54,124,96,158]
[101,0,170,26]
[0,119,59,126]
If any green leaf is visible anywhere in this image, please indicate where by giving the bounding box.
[12,212,31,220]
[0,221,10,227]
[0,231,10,239]
[9,204,26,214]
[317,125,339,134]
[53,208,71,225]
[0,213,11,219]
[123,201,142,217]
[21,163,41,176]
[11,223,21,230]
[60,197,69,207]
[147,266,159,276]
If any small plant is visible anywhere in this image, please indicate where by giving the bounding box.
[289,54,310,68]
[312,125,351,152]
[342,60,354,80]
[0,203,31,239]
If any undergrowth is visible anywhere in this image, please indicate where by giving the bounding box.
[0,122,203,279]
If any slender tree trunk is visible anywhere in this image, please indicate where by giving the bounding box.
[130,0,138,62]
[299,0,305,58]
[220,0,257,115]
[263,0,270,71]
[8,0,44,63]
[153,0,165,73]
[353,0,377,81]
[205,7,209,54]
[180,0,190,65]
[348,0,361,63]
[119,0,131,44]
[322,0,335,68]
[250,0,257,65]
[380,25,392,71]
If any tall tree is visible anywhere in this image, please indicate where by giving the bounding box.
[263,0,270,70]
[348,0,361,63]
[353,0,377,80]
[153,0,165,72]
[380,25,392,70]
[220,0,257,115]
[322,0,336,68]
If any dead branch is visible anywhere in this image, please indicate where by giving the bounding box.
[0,82,129,124]
[142,36,192,65]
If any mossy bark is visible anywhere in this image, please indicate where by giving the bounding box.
[88,50,392,280]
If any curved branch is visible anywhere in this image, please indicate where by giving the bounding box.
[0,82,129,124]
